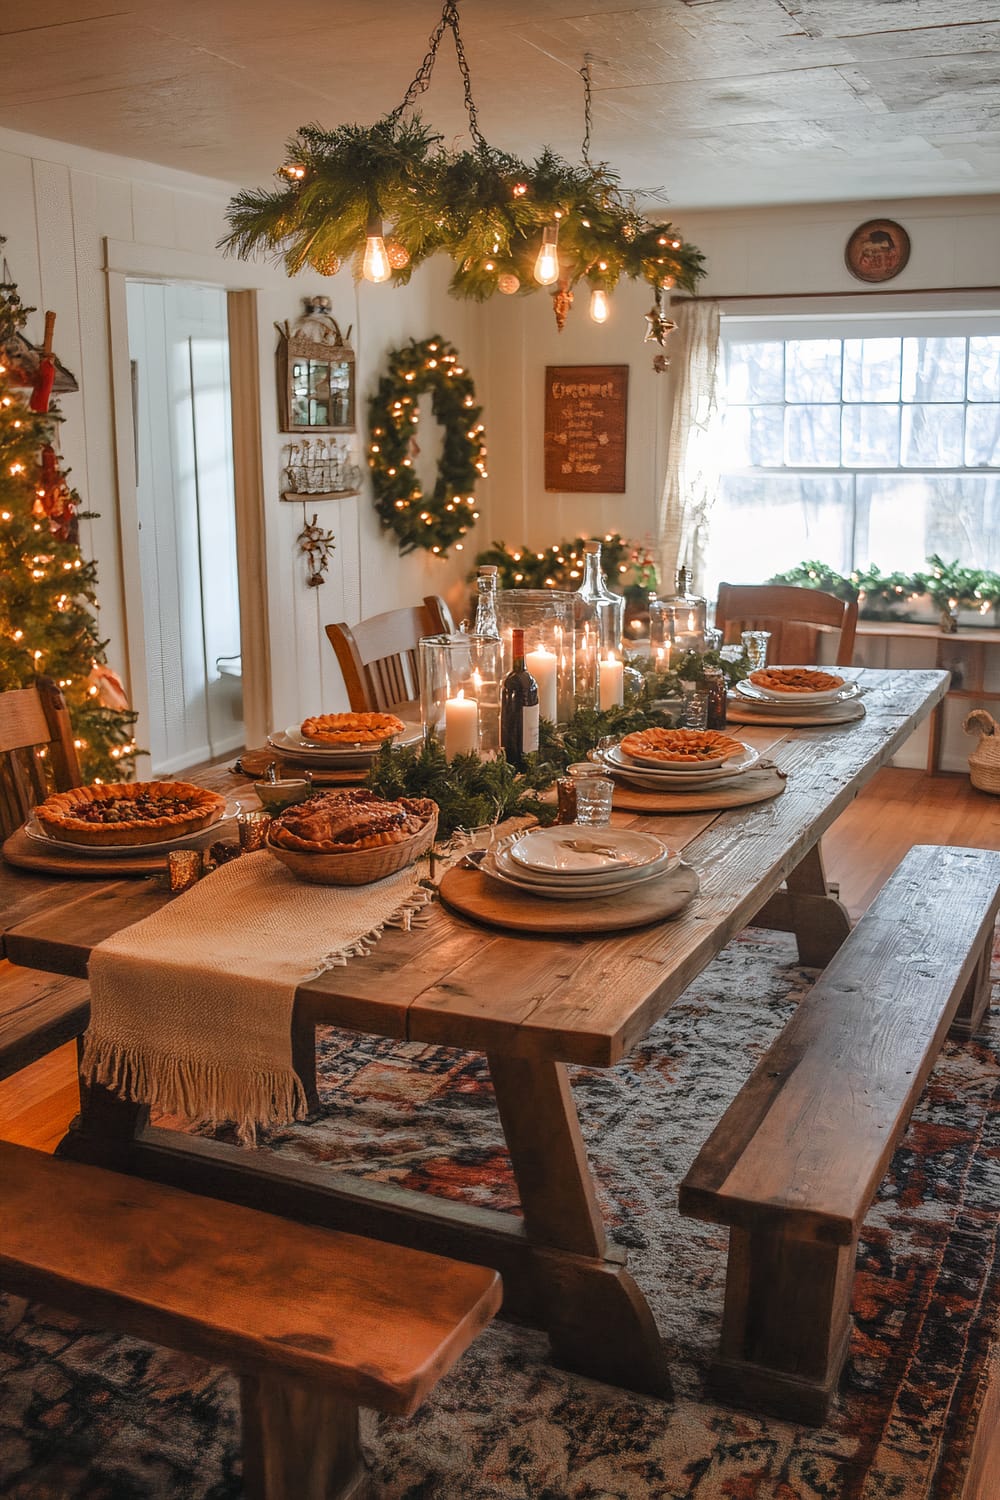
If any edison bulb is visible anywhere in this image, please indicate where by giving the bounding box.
[362,217,391,283]
[534,225,560,286]
[589,287,610,323]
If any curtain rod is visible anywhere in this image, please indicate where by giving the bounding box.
[673,285,1000,303]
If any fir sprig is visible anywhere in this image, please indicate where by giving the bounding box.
[769,556,1000,618]
[366,738,555,837]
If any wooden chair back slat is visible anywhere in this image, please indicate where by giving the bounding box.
[326,599,449,714]
[0,678,83,840]
[715,584,858,668]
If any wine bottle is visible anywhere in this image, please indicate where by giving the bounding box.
[500,628,540,769]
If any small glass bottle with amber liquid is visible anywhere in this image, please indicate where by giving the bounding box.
[500,628,540,769]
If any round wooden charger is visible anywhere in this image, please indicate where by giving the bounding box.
[1,822,230,878]
[238,747,367,787]
[726,701,865,729]
[438,861,699,936]
[610,766,786,814]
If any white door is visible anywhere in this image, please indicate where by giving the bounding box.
[127,281,244,773]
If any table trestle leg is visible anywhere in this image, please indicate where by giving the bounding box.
[487,1053,672,1398]
[241,1372,370,1500]
[753,842,852,967]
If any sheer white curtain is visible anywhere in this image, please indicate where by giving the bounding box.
[657,300,723,593]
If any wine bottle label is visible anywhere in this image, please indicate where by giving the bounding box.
[522,702,539,753]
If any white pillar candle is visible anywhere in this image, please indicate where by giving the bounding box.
[525,644,558,723]
[444,688,479,759]
[598,651,624,710]
[656,643,671,672]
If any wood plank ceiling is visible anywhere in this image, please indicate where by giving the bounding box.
[0,1,998,207]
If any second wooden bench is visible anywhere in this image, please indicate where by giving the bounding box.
[0,1141,501,1498]
[680,843,1000,1423]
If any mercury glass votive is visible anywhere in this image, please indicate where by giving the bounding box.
[237,809,272,852]
[496,590,575,725]
[419,632,504,759]
[167,849,204,892]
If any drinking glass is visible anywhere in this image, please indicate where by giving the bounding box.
[572,770,614,826]
[741,630,771,671]
[681,685,709,730]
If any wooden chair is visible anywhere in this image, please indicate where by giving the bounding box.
[714,583,858,668]
[326,595,454,715]
[0,677,90,1082]
[0,676,82,840]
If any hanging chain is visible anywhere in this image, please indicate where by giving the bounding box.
[390,0,490,155]
[579,58,593,166]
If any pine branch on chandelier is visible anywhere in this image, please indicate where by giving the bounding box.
[221,2,707,321]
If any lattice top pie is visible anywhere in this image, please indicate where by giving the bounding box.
[619,728,746,764]
[299,712,406,746]
[267,789,437,854]
[34,781,227,847]
[748,668,844,694]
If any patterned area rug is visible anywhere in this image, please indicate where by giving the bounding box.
[1,927,998,1499]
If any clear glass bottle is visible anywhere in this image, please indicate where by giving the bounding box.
[474,565,500,639]
[574,540,625,708]
[661,565,707,656]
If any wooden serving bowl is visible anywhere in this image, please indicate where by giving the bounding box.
[265,809,438,886]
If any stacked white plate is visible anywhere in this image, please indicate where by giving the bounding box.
[595,739,759,792]
[480,827,678,901]
[735,674,860,709]
[267,722,422,769]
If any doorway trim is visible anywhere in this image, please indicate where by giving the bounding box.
[104,238,272,762]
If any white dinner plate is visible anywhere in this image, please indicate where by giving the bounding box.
[495,842,677,890]
[481,848,679,901]
[737,673,859,706]
[601,741,759,782]
[508,826,669,876]
[24,805,235,858]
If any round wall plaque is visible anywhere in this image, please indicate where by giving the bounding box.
[845,220,911,283]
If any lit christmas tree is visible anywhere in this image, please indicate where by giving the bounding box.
[0,246,137,781]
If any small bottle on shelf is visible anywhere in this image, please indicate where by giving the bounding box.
[500,628,540,769]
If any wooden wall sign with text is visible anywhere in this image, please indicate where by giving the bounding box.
[544,365,628,493]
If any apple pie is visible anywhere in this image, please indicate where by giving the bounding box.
[267,788,437,854]
[34,781,227,847]
[749,667,844,694]
[299,712,406,746]
[619,727,746,764]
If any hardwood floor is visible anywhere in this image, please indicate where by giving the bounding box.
[0,767,998,1495]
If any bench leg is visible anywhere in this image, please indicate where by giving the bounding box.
[710,1225,856,1425]
[754,843,852,968]
[949,938,995,1040]
[241,1372,370,1500]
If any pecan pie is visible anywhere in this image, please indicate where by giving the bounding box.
[267,789,437,854]
[34,781,227,847]
[299,712,406,746]
[619,728,746,764]
[749,667,844,694]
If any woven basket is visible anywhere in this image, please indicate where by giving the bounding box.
[964,709,1000,795]
[266,809,438,885]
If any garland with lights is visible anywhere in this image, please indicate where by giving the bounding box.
[473,534,657,593]
[368,336,485,557]
[0,249,138,781]
[770,557,1000,620]
[223,3,706,331]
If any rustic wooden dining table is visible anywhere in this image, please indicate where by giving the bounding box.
[0,668,948,1399]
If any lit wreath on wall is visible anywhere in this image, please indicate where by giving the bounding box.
[368,335,486,558]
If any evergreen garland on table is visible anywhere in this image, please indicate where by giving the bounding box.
[0,247,138,782]
[770,557,1000,618]
[368,335,485,557]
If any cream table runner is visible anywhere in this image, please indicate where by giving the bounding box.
[82,850,433,1142]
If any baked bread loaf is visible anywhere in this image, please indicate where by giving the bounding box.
[299,712,405,746]
[34,781,227,847]
[619,728,746,764]
[268,788,436,854]
[749,667,844,694]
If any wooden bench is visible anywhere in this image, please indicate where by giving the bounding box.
[0,1142,501,1499]
[680,843,1000,1425]
[0,960,88,1082]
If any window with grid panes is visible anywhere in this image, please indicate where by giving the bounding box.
[708,317,1000,598]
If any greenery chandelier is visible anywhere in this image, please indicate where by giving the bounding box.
[223,0,706,328]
